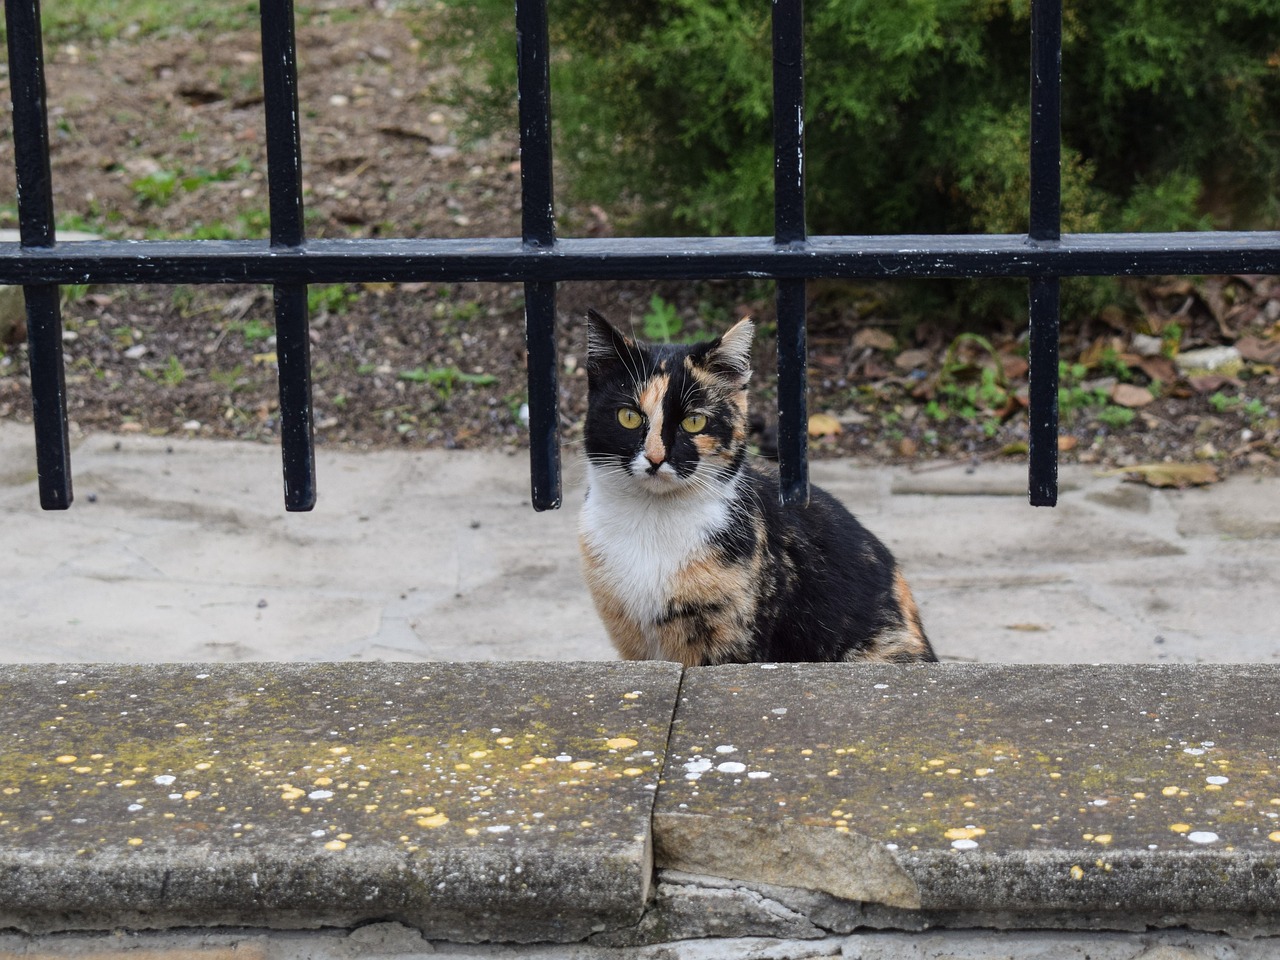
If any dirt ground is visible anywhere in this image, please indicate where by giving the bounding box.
[1,2,1277,484]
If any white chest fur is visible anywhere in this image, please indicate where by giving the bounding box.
[579,464,734,628]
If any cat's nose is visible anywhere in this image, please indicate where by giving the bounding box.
[644,453,665,473]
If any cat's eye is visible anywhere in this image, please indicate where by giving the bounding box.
[681,413,708,433]
[617,407,644,429]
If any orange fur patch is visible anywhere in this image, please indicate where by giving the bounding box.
[848,568,931,663]
[638,375,669,464]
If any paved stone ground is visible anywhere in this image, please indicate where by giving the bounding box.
[1,422,1276,665]
[3,424,1279,959]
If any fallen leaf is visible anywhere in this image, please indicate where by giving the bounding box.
[894,348,932,372]
[1187,374,1243,394]
[807,413,843,438]
[1057,435,1078,452]
[1135,355,1177,383]
[1101,462,1220,489]
[1110,383,1155,408]
[1236,335,1280,365]
[1001,354,1029,380]
[853,328,896,352]
[897,437,918,457]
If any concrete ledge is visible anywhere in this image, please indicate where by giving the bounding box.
[0,662,681,941]
[3,662,1280,949]
[655,663,1280,935]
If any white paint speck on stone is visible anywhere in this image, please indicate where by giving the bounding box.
[951,838,979,850]
[1188,831,1219,844]
[153,775,175,786]
[717,761,747,774]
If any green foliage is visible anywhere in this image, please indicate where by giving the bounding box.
[308,284,357,316]
[641,295,683,342]
[398,366,497,401]
[1097,405,1136,428]
[444,0,1280,240]
[132,170,180,207]
[1209,390,1269,422]
[226,319,273,346]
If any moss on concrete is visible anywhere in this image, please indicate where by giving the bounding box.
[656,663,1280,914]
[0,661,682,940]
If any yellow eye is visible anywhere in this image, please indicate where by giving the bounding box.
[618,407,644,429]
[681,413,708,433]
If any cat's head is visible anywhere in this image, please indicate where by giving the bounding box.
[583,309,754,496]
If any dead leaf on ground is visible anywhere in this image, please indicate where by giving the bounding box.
[894,348,933,372]
[1000,354,1029,380]
[1236,335,1280,365]
[1100,462,1220,489]
[1134,355,1177,383]
[1057,435,1078,452]
[807,412,843,438]
[1110,383,1155,408]
[853,328,896,352]
[1187,374,1244,394]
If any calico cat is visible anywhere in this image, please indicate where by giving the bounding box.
[578,309,936,667]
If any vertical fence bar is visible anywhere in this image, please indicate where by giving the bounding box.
[772,0,809,507]
[516,0,561,510]
[260,0,315,511]
[1027,0,1062,506]
[5,0,72,509]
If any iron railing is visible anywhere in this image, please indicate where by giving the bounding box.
[3,0,1279,512]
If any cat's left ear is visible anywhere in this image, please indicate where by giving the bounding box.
[586,309,636,375]
[698,317,755,387]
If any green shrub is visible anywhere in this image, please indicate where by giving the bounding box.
[445,0,1280,240]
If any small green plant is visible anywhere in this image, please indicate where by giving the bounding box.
[209,365,247,391]
[132,169,180,207]
[227,319,273,345]
[1057,361,1111,422]
[399,365,498,401]
[308,284,357,315]
[1209,391,1270,423]
[160,355,186,387]
[642,295,682,342]
[928,333,1012,427]
[1097,405,1136,429]
[140,355,186,387]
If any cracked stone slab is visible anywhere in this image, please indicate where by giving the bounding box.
[0,661,681,942]
[654,663,1280,925]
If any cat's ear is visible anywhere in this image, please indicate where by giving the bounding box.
[699,317,755,386]
[586,309,636,374]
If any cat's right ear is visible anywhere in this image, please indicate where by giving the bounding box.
[586,309,635,375]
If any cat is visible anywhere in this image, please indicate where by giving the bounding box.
[578,309,937,667]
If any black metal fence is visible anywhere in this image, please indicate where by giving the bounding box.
[3,0,1279,513]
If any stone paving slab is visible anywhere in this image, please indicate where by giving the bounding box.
[3,422,1279,667]
[0,661,682,941]
[655,663,1280,928]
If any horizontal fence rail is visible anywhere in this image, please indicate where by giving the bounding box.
[4,0,1278,511]
[2,233,1277,285]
